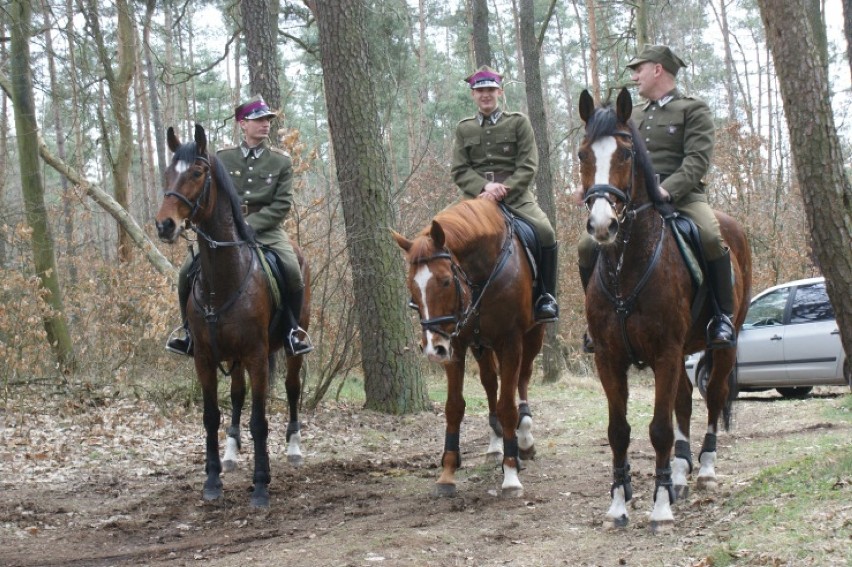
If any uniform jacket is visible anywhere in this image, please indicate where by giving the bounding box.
[451,110,538,208]
[217,142,293,234]
[632,89,714,205]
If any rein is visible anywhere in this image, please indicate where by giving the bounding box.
[586,130,665,367]
[170,153,256,374]
[413,217,516,342]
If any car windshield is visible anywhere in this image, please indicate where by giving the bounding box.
[743,287,789,327]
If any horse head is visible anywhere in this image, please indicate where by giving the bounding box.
[156,124,214,243]
[578,88,665,247]
[393,222,466,364]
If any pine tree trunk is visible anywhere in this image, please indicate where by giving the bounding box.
[314,0,428,414]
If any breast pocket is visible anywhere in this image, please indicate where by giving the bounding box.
[463,135,481,149]
[655,115,685,151]
[495,132,518,157]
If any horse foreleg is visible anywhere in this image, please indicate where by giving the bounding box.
[648,359,681,533]
[476,351,503,463]
[246,358,271,508]
[496,344,523,498]
[196,363,223,501]
[516,326,544,461]
[223,364,246,473]
[672,364,695,500]
[436,358,466,497]
[598,359,631,528]
[285,354,304,466]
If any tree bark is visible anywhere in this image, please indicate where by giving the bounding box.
[8,0,76,373]
[241,0,283,140]
[756,0,852,383]
[519,0,566,382]
[471,0,492,66]
[314,0,428,414]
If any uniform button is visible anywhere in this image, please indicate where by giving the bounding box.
[486,130,491,134]
[646,126,651,130]
[645,138,650,143]
[246,191,251,195]
[249,166,254,170]
[247,179,253,183]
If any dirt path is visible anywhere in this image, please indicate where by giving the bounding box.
[1,377,849,567]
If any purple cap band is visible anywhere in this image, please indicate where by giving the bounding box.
[236,99,276,121]
[468,70,502,88]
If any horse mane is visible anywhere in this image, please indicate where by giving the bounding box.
[585,103,671,211]
[409,200,506,261]
[171,141,256,243]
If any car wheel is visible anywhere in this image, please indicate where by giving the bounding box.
[776,386,812,399]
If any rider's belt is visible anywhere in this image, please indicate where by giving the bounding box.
[241,203,263,216]
[484,171,512,183]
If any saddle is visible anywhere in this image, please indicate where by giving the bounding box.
[257,246,291,336]
[498,205,542,292]
[664,212,710,323]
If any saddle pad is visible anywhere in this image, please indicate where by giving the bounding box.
[257,247,283,310]
[669,216,704,287]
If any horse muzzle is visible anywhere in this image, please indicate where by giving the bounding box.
[155,217,183,243]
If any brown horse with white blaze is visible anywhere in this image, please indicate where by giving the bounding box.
[578,89,752,531]
[155,124,311,508]
[393,199,545,497]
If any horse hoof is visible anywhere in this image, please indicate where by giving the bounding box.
[519,446,536,461]
[222,460,236,473]
[202,487,223,501]
[696,476,718,491]
[649,519,674,534]
[500,486,524,499]
[250,485,270,509]
[674,484,689,501]
[604,515,629,529]
[287,454,304,467]
[434,483,457,498]
[486,451,503,465]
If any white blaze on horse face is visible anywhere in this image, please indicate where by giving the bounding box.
[174,160,191,175]
[414,265,452,361]
[588,137,619,243]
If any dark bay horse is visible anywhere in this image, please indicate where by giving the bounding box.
[578,89,752,530]
[393,199,545,497]
[155,124,310,508]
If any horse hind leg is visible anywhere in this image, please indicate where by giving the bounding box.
[284,354,304,467]
[697,349,736,490]
[516,326,544,461]
[671,367,694,500]
[223,364,246,473]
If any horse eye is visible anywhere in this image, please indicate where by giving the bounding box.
[192,170,203,179]
[441,277,452,287]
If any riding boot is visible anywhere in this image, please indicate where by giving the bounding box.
[284,288,314,356]
[579,263,596,353]
[534,243,559,323]
[707,251,736,349]
[166,275,193,357]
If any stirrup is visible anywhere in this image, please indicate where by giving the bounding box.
[286,327,314,356]
[165,325,193,357]
[706,315,736,350]
[534,293,559,323]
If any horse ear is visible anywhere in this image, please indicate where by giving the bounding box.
[194,124,207,154]
[167,127,179,153]
[616,88,633,123]
[391,229,412,253]
[430,221,446,249]
[579,90,595,124]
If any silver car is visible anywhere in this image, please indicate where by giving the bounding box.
[686,276,850,399]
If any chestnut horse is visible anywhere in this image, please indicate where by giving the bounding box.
[578,89,752,530]
[155,124,310,508]
[393,199,545,497]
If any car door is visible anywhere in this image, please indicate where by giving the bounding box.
[783,282,845,384]
[736,286,790,386]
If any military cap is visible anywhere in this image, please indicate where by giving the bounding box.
[464,65,503,89]
[626,44,686,76]
[234,95,279,121]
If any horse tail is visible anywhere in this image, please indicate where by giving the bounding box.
[722,368,738,431]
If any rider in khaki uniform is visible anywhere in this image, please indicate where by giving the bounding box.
[452,66,559,322]
[167,95,313,357]
[577,45,736,351]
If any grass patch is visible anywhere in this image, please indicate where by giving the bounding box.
[700,438,852,566]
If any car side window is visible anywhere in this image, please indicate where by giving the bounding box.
[744,287,789,327]
[789,283,834,324]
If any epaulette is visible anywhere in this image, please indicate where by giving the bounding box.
[269,146,291,157]
[457,116,478,125]
[216,145,238,153]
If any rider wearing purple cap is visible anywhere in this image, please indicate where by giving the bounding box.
[451,66,559,323]
[167,95,313,357]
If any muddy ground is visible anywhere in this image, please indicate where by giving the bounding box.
[1,374,849,567]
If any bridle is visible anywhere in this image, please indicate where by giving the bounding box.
[410,221,515,341]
